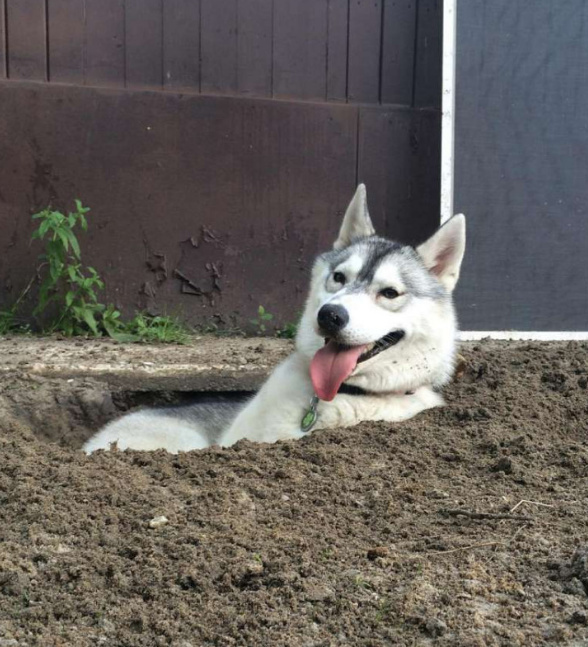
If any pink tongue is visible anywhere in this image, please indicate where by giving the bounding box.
[310,341,367,402]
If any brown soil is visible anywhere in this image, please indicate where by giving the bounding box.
[0,340,587,646]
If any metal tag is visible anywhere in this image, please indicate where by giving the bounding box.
[300,395,319,433]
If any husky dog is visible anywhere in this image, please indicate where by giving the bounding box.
[83,185,465,454]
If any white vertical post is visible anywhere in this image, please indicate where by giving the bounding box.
[440,0,457,224]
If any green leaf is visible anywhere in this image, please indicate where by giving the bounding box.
[63,229,81,259]
[75,199,90,215]
[80,308,99,336]
[38,219,51,238]
[56,229,69,252]
[65,291,75,307]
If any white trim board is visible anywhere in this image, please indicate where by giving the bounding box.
[440,0,457,225]
[459,331,588,341]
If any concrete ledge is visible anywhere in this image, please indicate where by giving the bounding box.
[0,336,293,392]
[1,336,583,395]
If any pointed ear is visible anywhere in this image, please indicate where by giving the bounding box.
[333,184,376,250]
[417,214,466,292]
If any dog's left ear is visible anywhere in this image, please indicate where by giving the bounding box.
[333,184,376,250]
[417,214,466,292]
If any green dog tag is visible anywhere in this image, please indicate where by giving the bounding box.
[301,395,319,433]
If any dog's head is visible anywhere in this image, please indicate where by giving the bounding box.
[296,185,466,400]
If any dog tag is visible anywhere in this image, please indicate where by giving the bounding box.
[301,395,319,433]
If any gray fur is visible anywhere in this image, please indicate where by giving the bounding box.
[151,396,250,444]
[322,236,447,301]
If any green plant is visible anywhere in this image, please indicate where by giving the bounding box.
[0,272,37,335]
[31,201,117,336]
[0,308,17,335]
[29,202,191,343]
[276,320,298,339]
[124,313,191,344]
[375,598,393,623]
[352,574,372,590]
[250,305,273,334]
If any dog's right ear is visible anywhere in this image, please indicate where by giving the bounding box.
[333,184,376,250]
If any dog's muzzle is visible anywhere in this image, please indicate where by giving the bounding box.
[317,304,349,336]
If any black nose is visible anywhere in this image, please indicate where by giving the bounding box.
[317,304,349,336]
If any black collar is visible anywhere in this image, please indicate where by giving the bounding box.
[337,383,415,397]
[337,383,371,396]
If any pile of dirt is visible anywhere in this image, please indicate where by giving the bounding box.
[0,341,587,646]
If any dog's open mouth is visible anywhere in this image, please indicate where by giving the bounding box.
[310,330,405,402]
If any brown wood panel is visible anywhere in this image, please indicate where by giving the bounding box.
[273,0,328,100]
[381,0,417,106]
[0,81,359,329]
[357,106,440,245]
[348,0,382,103]
[0,0,6,78]
[47,0,84,84]
[125,0,163,89]
[237,0,272,96]
[6,0,46,80]
[84,0,125,87]
[326,0,349,101]
[413,0,442,108]
[162,0,200,91]
[200,0,238,94]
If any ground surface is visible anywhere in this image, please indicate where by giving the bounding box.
[0,338,587,646]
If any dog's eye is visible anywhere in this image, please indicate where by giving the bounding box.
[333,272,346,285]
[380,287,399,299]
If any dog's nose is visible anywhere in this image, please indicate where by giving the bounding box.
[317,304,349,335]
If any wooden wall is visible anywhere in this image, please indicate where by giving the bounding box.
[1,0,440,106]
[0,0,442,330]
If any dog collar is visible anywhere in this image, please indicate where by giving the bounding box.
[300,386,416,433]
[337,383,415,397]
[301,394,320,433]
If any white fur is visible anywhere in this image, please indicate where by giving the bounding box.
[84,186,465,454]
[83,411,209,453]
[333,184,375,249]
[417,213,466,292]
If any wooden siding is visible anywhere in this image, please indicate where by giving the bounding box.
[0,82,440,328]
[2,0,439,107]
[0,0,441,328]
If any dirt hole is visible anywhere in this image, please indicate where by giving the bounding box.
[0,378,253,449]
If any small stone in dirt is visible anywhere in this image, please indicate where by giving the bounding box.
[426,489,450,499]
[558,545,588,585]
[454,354,467,380]
[367,546,389,561]
[441,450,462,462]
[305,583,334,602]
[569,610,587,625]
[562,578,586,597]
[149,515,169,528]
[245,561,264,576]
[424,617,447,637]
[491,457,514,474]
